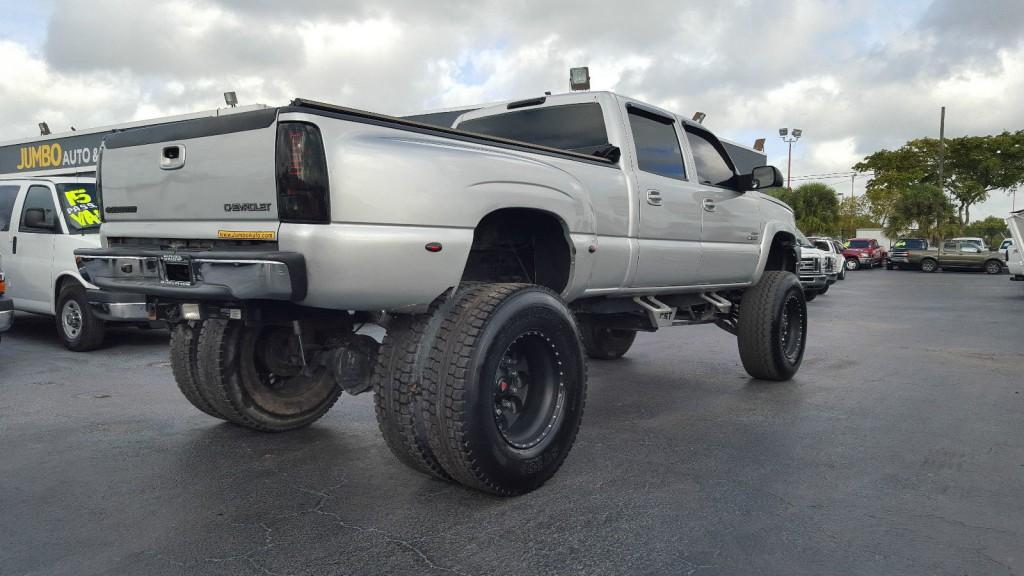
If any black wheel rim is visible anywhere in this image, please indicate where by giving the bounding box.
[492,331,566,450]
[779,294,805,363]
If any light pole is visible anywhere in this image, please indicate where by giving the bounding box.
[779,128,802,189]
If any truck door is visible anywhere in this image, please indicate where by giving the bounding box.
[941,240,962,267]
[5,185,60,313]
[683,127,762,284]
[626,106,702,288]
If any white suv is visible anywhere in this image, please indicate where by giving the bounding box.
[0,177,151,350]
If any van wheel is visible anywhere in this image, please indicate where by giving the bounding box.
[196,320,342,432]
[737,271,806,381]
[579,321,636,360]
[169,322,226,420]
[420,283,587,496]
[56,282,106,352]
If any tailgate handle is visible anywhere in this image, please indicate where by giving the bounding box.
[160,145,185,170]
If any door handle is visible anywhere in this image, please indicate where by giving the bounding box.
[11,236,16,254]
[702,198,716,212]
[646,190,663,206]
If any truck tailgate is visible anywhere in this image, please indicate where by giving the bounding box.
[100,109,279,235]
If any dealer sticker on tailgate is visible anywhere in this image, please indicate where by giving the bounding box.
[217,230,276,240]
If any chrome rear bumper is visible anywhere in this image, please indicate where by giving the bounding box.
[76,248,307,302]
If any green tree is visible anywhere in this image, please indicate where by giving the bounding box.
[836,194,879,239]
[855,131,1024,226]
[962,216,1010,250]
[769,182,840,235]
[882,184,957,243]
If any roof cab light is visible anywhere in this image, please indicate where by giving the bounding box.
[276,122,330,223]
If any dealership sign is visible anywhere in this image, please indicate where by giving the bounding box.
[0,132,109,174]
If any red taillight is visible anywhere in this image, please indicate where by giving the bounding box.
[276,122,330,223]
[0,272,6,295]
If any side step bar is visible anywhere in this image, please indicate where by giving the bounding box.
[632,292,734,329]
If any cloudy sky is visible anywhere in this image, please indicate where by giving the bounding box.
[1,0,1021,218]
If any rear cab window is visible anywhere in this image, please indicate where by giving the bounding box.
[456,103,613,158]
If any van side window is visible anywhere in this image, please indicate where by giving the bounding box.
[685,129,735,187]
[627,107,686,180]
[0,185,19,232]
[19,186,59,234]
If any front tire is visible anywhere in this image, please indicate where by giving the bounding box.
[920,258,938,273]
[985,260,1003,275]
[804,289,818,302]
[196,320,343,432]
[56,282,106,352]
[737,271,807,381]
[579,321,636,360]
[421,284,587,496]
[845,258,859,271]
[838,266,846,281]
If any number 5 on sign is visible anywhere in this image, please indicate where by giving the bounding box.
[64,189,92,206]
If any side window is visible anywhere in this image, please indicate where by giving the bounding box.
[0,185,19,232]
[943,241,957,251]
[627,108,686,180]
[19,186,59,234]
[685,129,735,187]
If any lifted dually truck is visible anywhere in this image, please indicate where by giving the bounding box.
[78,91,804,495]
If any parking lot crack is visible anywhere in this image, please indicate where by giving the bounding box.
[299,486,472,576]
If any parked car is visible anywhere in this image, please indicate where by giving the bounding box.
[78,91,805,495]
[0,177,153,350]
[0,257,12,341]
[797,232,833,300]
[843,237,886,270]
[887,238,931,270]
[1006,212,1024,282]
[809,236,846,281]
[918,240,1005,274]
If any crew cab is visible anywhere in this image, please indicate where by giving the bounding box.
[0,177,153,349]
[843,237,886,270]
[887,238,931,270]
[916,240,1005,274]
[0,256,12,341]
[78,91,804,495]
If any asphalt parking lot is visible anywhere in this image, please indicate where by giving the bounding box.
[1,270,1022,576]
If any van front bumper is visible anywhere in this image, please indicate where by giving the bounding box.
[75,248,307,303]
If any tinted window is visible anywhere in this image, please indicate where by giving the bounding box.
[457,103,610,155]
[813,240,831,252]
[943,241,957,251]
[0,185,18,232]
[627,108,686,180]
[686,129,735,187]
[848,239,870,248]
[19,186,59,233]
[894,239,927,250]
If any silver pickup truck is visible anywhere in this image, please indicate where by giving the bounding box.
[78,91,804,495]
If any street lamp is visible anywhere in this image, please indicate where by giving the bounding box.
[779,127,802,189]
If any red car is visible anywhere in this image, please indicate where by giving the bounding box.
[843,238,887,270]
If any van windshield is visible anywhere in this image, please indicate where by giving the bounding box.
[56,183,101,233]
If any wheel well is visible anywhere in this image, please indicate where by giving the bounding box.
[54,274,80,307]
[764,232,797,274]
[460,208,573,293]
